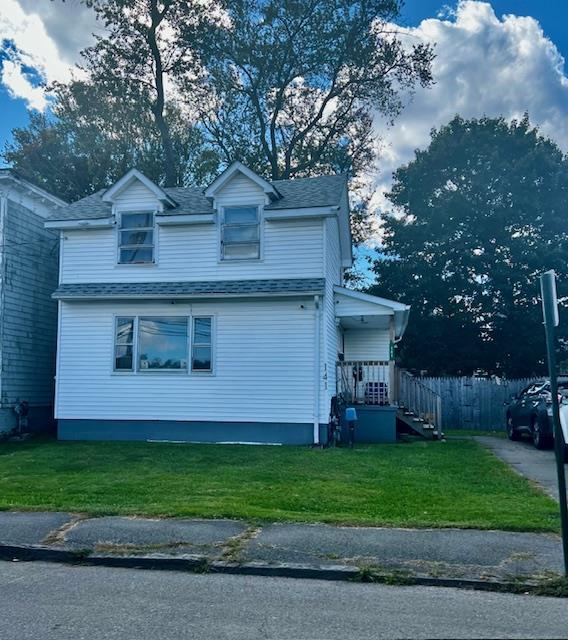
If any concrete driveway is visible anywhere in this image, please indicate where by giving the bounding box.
[476,436,568,502]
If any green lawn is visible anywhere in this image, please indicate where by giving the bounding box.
[444,429,507,438]
[0,437,559,532]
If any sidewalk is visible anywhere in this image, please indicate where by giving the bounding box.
[0,511,563,588]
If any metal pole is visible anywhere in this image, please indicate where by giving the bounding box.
[540,270,568,576]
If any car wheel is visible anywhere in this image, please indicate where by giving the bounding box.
[506,413,520,441]
[532,417,552,450]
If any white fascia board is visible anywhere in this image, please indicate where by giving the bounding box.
[45,217,115,230]
[394,307,411,340]
[0,173,68,209]
[264,206,338,221]
[333,285,410,312]
[205,161,280,201]
[102,168,177,207]
[156,213,215,226]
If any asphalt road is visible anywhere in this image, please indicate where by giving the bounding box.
[1,562,567,639]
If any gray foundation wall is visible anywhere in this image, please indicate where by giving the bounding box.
[58,420,329,445]
[340,405,397,443]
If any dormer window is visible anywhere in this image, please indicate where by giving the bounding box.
[221,206,260,260]
[118,211,155,264]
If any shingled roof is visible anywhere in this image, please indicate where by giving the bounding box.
[52,278,326,300]
[48,173,347,222]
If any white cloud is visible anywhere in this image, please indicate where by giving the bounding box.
[1,59,47,110]
[0,0,96,110]
[370,0,568,243]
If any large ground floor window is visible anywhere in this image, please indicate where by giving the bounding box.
[113,315,213,373]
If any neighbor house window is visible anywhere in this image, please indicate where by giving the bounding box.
[138,317,188,371]
[191,317,212,371]
[119,211,155,264]
[221,206,260,260]
[114,317,134,371]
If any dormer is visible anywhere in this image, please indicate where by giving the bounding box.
[204,161,282,205]
[102,170,181,265]
[204,162,282,262]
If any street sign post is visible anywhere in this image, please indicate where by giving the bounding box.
[540,270,568,576]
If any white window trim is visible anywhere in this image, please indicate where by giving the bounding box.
[115,207,159,267]
[111,314,215,376]
[218,204,263,263]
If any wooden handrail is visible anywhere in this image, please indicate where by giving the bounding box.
[396,369,442,429]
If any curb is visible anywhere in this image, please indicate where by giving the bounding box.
[0,542,539,593]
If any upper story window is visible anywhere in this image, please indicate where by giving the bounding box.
[221,206,260,260]
[118,211,155,264]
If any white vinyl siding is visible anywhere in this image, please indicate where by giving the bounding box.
[323,216,342,416]
[60,175,324,282]
[113,181,160,209]
[55,299,316,424]
[343,329,390,361]
[60,220,324,282]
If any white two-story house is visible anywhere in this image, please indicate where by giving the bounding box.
[46,162,410,445]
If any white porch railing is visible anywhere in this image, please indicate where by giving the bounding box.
[336,360,392,405]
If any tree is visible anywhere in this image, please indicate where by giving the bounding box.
[190,0,433,180]
[5,0,434,240]
[83,0,210,185]
[371,115,568,378]
[4,0,220,201]
[187,0,434,241]
[4,81,218,202]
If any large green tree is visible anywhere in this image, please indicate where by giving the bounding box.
[190,0,433,179]
[4,0,219,201]
[371,115,568,378]
[5,0,433,242]
[4,83,218,202]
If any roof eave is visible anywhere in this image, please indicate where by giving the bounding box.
[102,169,177,208]
[205,161,281,201]
[0,171,68,208]
[53,289,325,301]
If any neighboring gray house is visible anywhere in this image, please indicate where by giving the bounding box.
[0,170,66,435]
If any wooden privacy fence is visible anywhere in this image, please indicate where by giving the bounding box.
[417,376,534,430]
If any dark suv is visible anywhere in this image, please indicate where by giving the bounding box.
[506,378,568,450]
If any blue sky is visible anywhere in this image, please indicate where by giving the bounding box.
[1,0,568,180]
[402,0,568,58]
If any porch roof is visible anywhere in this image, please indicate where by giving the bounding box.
[53,278,326,301]
[333,286,410,340]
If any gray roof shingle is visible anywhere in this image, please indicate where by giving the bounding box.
[53,278,326,300]
[48,174,347,221]
[266,175,347,210]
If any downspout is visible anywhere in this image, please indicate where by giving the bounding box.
[313,294,321,445]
